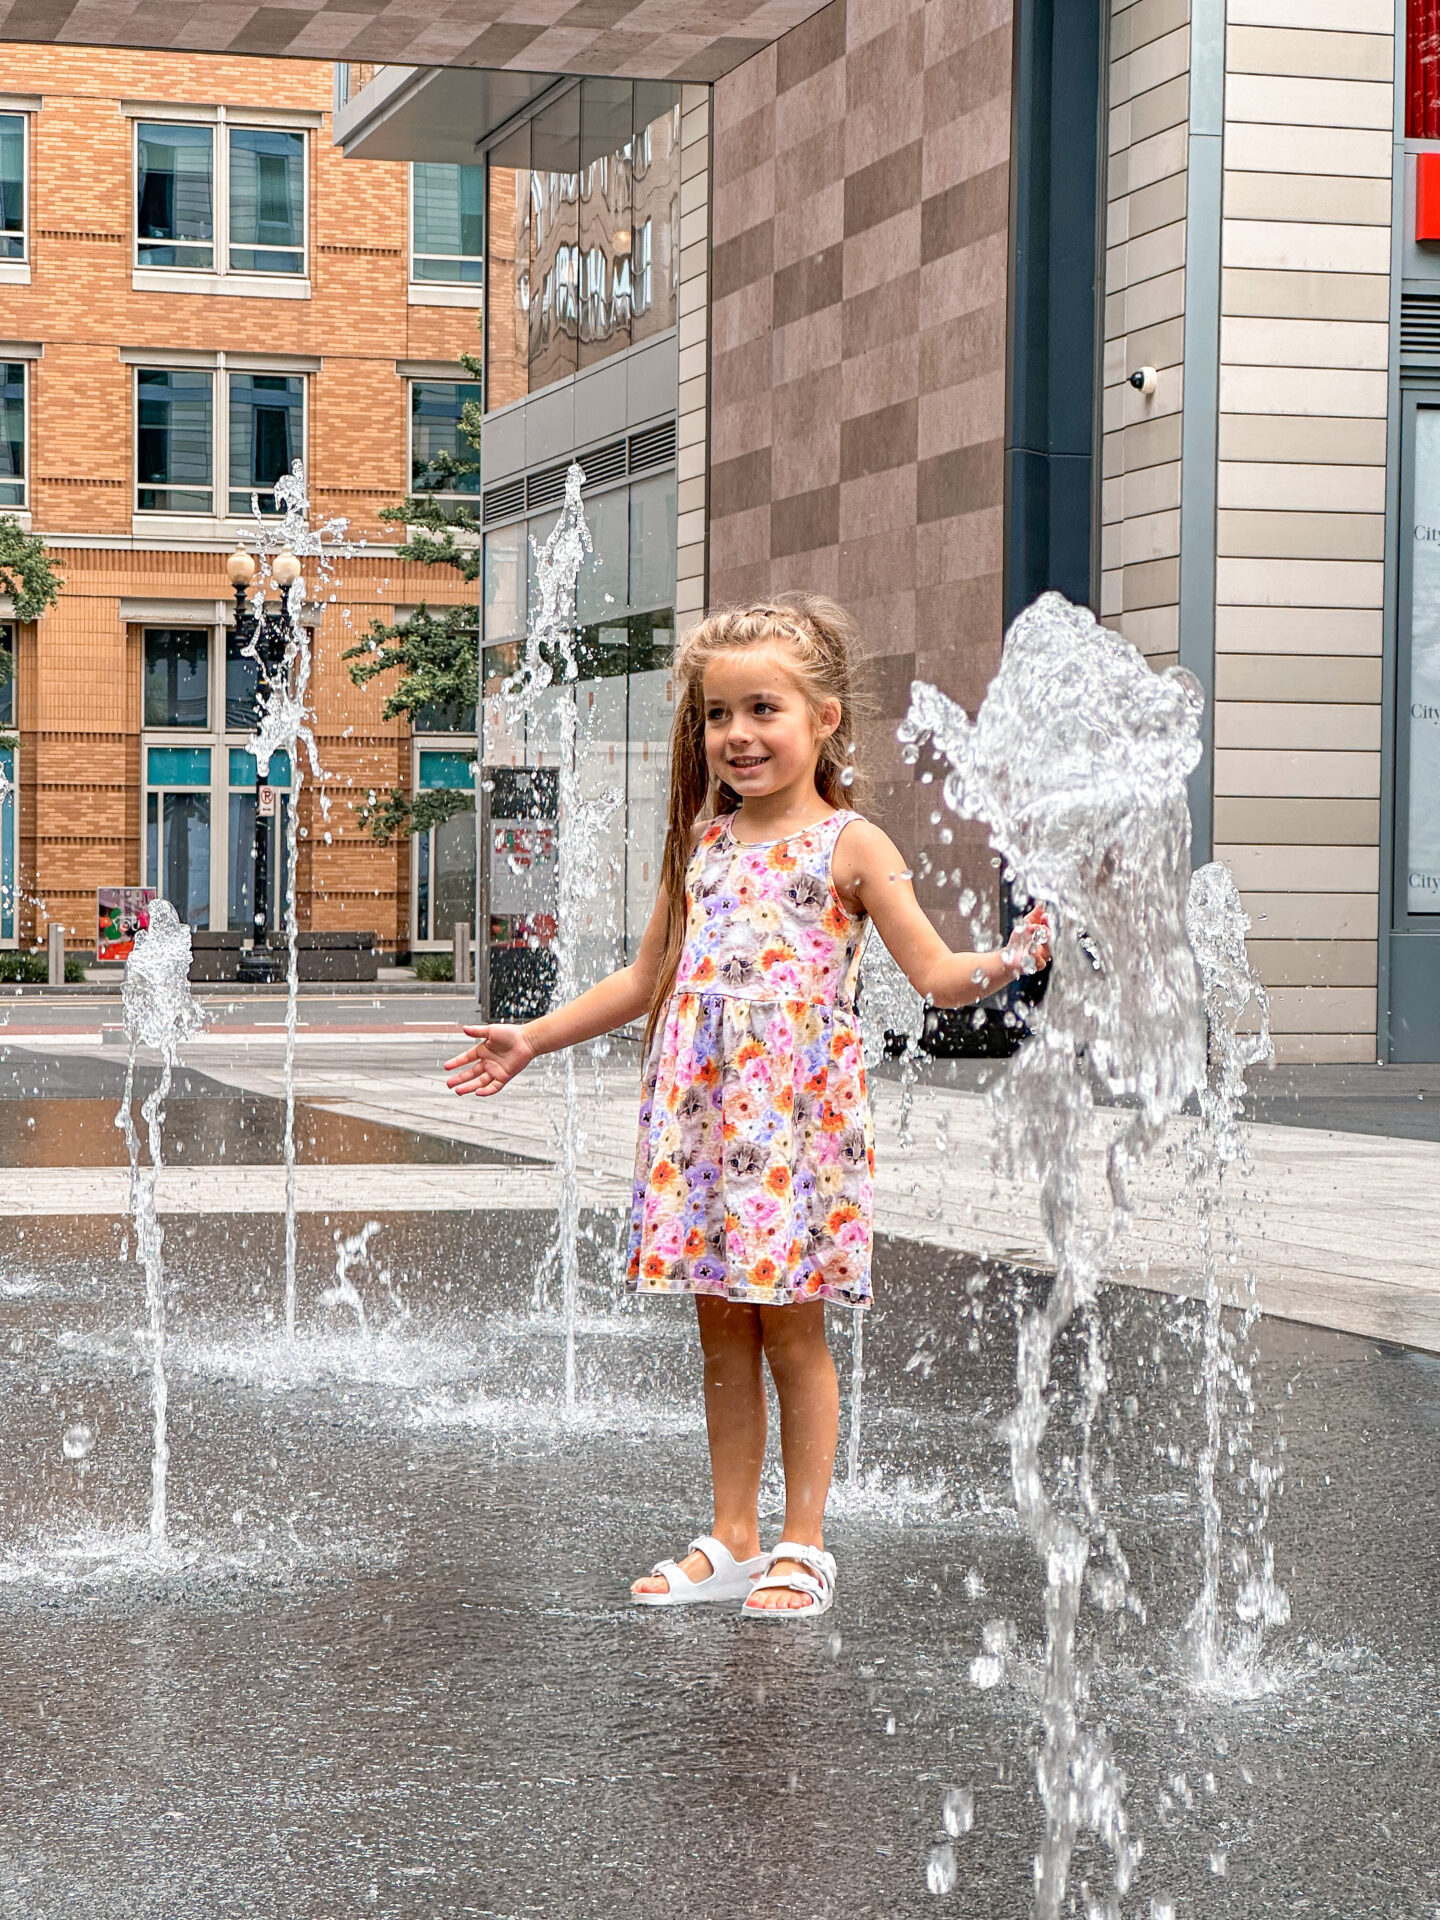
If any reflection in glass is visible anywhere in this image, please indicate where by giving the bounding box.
[411,380,482,495]
[579,79,633,370]
[484,526,525,641]
[144,629,209,728]
[527,90,581,392]
[229,127,305,274]
[413,163,484,283]
[486,124,530,414]
[0,744,12,941]
[137,122,214,269]
[577,488,628,626]
[0,625,12,727]
[149,792,210,928]
[137,369,213,513]
[0,115,24,261]
[0,362,22,507]
[631,87,680,346]
[228,790,288,932]
[629,472,677,611]
[1409,408,1440,914]
[229,374,303,514]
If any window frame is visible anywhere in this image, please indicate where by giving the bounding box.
[132,362,310,523]
[406,376,483,505]
[0,357,26,511]
[409,161,485,288]
[0,108,29,271]
[131,109,310,290]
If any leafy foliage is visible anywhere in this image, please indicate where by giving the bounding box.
[0,516,63,626]
[344,347,482,841]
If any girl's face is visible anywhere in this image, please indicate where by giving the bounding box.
[701,642,840,800]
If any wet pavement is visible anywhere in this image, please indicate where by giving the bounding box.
[0,1201,1435,1918]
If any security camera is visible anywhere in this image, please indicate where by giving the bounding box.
[1128,366,1157,397]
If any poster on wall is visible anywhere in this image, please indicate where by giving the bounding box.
[97,887,156,962]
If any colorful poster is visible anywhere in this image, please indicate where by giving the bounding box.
[97,886,155,962]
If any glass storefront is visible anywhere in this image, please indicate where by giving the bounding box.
[486,79,680,411]
[1406,407,1440,916]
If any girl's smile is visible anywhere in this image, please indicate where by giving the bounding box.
[702,642,840,812]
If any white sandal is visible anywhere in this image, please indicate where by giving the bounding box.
[632,1534,767,1608]
[739,1540,837,1621]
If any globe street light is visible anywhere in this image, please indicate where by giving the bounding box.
[227,548,299,983]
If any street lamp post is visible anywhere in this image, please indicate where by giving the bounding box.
[226,547,301,984]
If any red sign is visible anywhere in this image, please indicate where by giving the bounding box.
[97,886,155,962]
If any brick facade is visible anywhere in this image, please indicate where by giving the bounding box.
[0,46,480,952]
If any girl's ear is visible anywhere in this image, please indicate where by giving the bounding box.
[814,696,842,741]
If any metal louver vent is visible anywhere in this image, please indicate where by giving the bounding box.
[628,418,677,474]
[525,462,571,512]
[1401,293,1440,369]
[482,477,524,525]
[576,437,627,487]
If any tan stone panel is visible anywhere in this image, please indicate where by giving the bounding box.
[1111,73,1191,152]
[1108,217,1187,294]
[1120,459,1182,519]
[1215,604,1383,653]
[1247,939,1378,987]
[1221,314,1388,370]
[1122,555,1179,610]
[1260,985,1378,1032]
[1223,170,1391,227]
[1223,121,1393,178]
[1214,652,1382,702]
[1218,459,1386,512]
[1126,169,1188,241]
[1213,795,1379,842]
[1225,74,1394,131]
[1216,507,1384,561]
[1222,217,1391,276]
[1118,313,1185,374]
[1120,506,1181,565]
[1239,891,1379,939]
[1111,25,1191,109]
[1213,700,1381,751]
[1220,365,1387,417]
[1214,746,1380,798]
[1110,0,1189,62]
[1213,841,1379,889]
[1222,266,1390,321]
[1117,409,1185,471]
[1226,26,1393,82]
[1218,411,1387,464]
[1270,1031,1376,1062]
[1114,602,1178,653]
[1216,555,1383,609]
[1107,122,1188,201]
[1229,0,1392,27]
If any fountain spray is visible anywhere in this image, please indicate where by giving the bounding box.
[243,465,351,1339]
[1184,860,1287,1684]
[503,464,620,1419]
[115,899,204,1548]
[904,592,1207,1917]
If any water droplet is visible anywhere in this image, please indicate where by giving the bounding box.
[926,1844,957,1896]
[942,1787,974,1836]
[839,765,855,787]
[61,1422,94,1462]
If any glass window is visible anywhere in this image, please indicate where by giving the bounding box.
[1407,407,1440,914]
[146,745,211,786]
[147,790,210,928]
[487,123,530,414]
[577,487,628,627]
[0,741,13,942]
[528,91,581,394]
[631,87,680,345]
[228,748,290,786]
[228,127,305,274]
[484,525,525,641]
[417,811,476,943]
[410,380,482,496]
[0,623,12,728]
[0,362,23,508]
[136,123,215,270]
[136,368,213,513]
[0,114,24,261]
[144,631,209,729]
[628,472,677,612]
[412,163,484,283]
[229,373,304,514]
[579,80,633,371]
[228,789,289,933]
[1410,0,1440,138]
[418,749,474,790]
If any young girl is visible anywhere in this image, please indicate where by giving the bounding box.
[444,597,1048,1620]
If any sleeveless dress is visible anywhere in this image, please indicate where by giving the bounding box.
[625,809,874,1309]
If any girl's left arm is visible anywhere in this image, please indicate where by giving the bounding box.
[834,819,1048,1008]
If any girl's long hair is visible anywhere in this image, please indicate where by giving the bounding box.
[645,594,870,1047]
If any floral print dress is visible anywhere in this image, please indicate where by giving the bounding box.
[626,810,874,1309]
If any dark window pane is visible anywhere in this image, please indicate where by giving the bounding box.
[229,128,304,271]
[229,374,304,514]
[628,472,676,611]
[0,114,23,260]
[228,790,288,932]
[144,628,209,728]
[410,379,482,495]
[159,792,210,928]
[432,811,476,941]
[0,624,13,729]
[136,122,214,269]
[0,361,22,508]
[413,163,484,280]
[136,368,213,513]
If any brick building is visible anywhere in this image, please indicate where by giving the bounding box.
[0,46,485,957]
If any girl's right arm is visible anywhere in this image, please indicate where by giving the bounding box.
[444,881,672,1098]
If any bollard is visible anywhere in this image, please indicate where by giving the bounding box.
[452,920,470,987]
[47,922,65,987]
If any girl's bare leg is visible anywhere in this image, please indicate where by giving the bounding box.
[632,1297,767,1595]
[748,1300,839,1611]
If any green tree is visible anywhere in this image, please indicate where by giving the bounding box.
[0,516,63,747]
[344,355,482,844]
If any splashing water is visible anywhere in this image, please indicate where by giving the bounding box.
[903,591,1207,1917]
[241,464,352,1339]
[1183,861,1287,1686]
[115,900,204,1548]
[320,1222,385,1335]
[854,935,926,1482]
[503,464,620,1420]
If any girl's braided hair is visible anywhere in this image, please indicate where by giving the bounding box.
[646,594,869,1045]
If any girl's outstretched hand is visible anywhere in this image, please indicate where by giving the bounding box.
[444,1024,536,1097]
[1002,904,1053,975]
